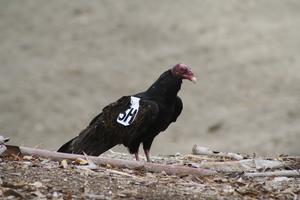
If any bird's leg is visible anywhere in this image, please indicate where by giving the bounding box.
[134,152,140,161]
[144,149,151,162]
[143,138,154,162]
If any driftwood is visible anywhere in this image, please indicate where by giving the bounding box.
[10,146,216,177]
[244,170,300,177]
[191,145,300,176]
[192,145,244,160]
[187,158,297,173]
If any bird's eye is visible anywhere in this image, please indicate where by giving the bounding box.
[181,68,188,74]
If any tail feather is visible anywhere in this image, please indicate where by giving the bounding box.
[57,137,77,153]
[57,126,118,156]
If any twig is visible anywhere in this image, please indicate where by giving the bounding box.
[2,188,25,199]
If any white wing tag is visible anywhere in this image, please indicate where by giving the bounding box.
[117,96,140,126]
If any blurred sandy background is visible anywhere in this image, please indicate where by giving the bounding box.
[0,0,299,156]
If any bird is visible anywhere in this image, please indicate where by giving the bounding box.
[58,63,196,162]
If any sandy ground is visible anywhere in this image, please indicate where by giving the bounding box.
[0,0,300,156]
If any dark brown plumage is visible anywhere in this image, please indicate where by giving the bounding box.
[58,63,196,161]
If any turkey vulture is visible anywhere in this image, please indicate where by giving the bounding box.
[58,63,196,162]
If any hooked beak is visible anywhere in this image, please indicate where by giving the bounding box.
[190,76,197,84]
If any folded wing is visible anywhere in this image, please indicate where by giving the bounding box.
[57,96,159,156]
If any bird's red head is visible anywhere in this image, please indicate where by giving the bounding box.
[171,63,197,83]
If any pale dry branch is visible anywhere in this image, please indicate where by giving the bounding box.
[244,170,300,177]
[195,159,294,172]
[192,145,244,160]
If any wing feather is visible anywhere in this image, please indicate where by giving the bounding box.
[171,97,183,122]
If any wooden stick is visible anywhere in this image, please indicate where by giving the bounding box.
[196,159,297,172]
[18,146,216,176]
[192,145,244,160]
[244,170,300,177]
